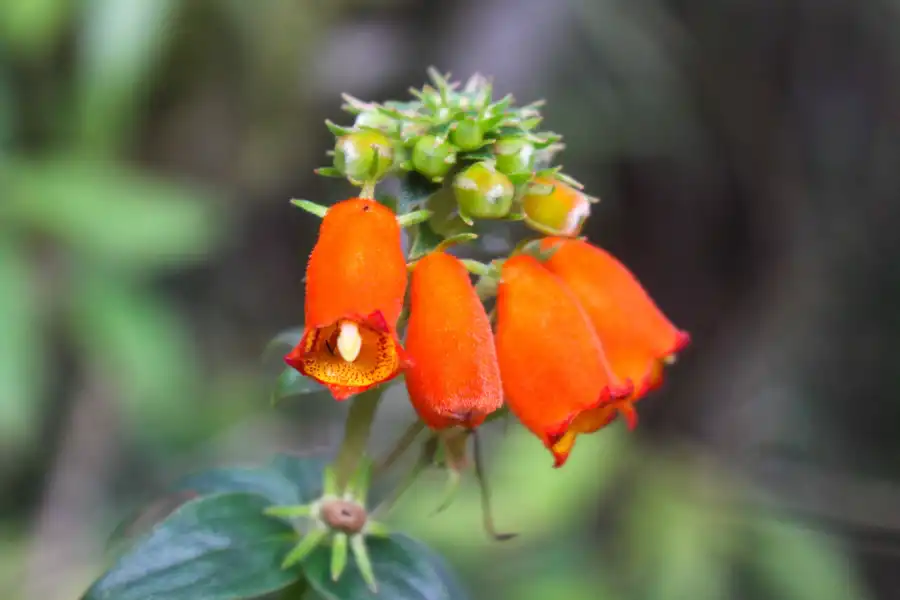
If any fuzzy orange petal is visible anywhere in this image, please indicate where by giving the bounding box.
[495,255,632,466]
[542,237,690,404]
[404,252,503,429]
[305,198,407,329]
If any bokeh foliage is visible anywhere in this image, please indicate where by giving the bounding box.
[0,1,885,599]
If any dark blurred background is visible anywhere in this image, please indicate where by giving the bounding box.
[2,0,898,598]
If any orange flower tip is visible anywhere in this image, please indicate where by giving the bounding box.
[546,431,571,468]
[619,403,638,430]
[545,416,576,445]
[552,450,570,469]
[283,347,306,370]
[325,383,370,401]
[611,378,635,401]
[671,330,691,355]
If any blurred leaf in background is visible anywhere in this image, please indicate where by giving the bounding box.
[5,158,217,270]
[0,236,45,453]
[75,0,178,155]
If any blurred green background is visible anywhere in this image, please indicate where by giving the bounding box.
[2,0,897,598]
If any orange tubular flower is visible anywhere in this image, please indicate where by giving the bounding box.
[495,255,633,467]
[541,237,690,443]
[285,198,410,400]
[404,252,503,429]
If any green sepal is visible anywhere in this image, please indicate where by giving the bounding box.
[314,167,344,178]
[331,532,349,581]
[396,209,433,228]
[282,527,329,569]
[264,504,314,520]
[325,120,354,136]
[350,534,378,593]
[434,232,479,253]
[289,199,328,218]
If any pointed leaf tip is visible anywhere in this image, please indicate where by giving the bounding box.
[282,527,329,569]
[331,532,349,581]
[290,199,328,218]
[434,232,479,253]
[351,535,378,593]
[397,209,433,228]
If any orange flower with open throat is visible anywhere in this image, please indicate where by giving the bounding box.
[404,252,503,429]
[495,255,632,467]
[541,237,690,438]
[285,198,409,400]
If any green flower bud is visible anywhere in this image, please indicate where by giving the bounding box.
[451,118,484,151]
[425,187,473,238]
[452,162,514,220]
[333,130,394,182]
[494,137,535,175]
[412,135,456,180]
[521,177,591,236]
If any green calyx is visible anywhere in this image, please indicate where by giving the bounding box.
[494,137,536,175]
[452,161,514,220]
[333,130,394,184]
[264,395,391,593]
[412,135,456,181]
[315,67,583,214]
[451,118,484,151]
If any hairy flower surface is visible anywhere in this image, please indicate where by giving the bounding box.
[404,252,503,429]
[540,237,690,461]
[285,198,409,400]
[495,255,632,466]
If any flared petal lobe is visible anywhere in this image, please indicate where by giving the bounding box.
[494,255,632,466]
[404,252,503,429]
[541,237,689,433]
[285,198,409,400]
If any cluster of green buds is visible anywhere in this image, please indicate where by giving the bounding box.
[315,68,598,238]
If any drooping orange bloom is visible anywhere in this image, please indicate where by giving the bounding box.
[540,237,690,459]
[404,251,503,429]
[495,255,633,466]
[285,198,410,400]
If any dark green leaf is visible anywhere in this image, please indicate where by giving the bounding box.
[407,221,444,261]
[105,490,202,559]
[176,469,298,508]
[272,367,327,401]
[304,534,469,600]
[376,193,399,214]
[83,493,301,600]
[269,454,328,500]
[396,172,438,213]
[264,327,304,362]
[175,454,326,508]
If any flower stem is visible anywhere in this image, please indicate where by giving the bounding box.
[333,388,382,492]
[375,420,426,474]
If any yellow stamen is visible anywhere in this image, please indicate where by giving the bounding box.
[337,321,362,362]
